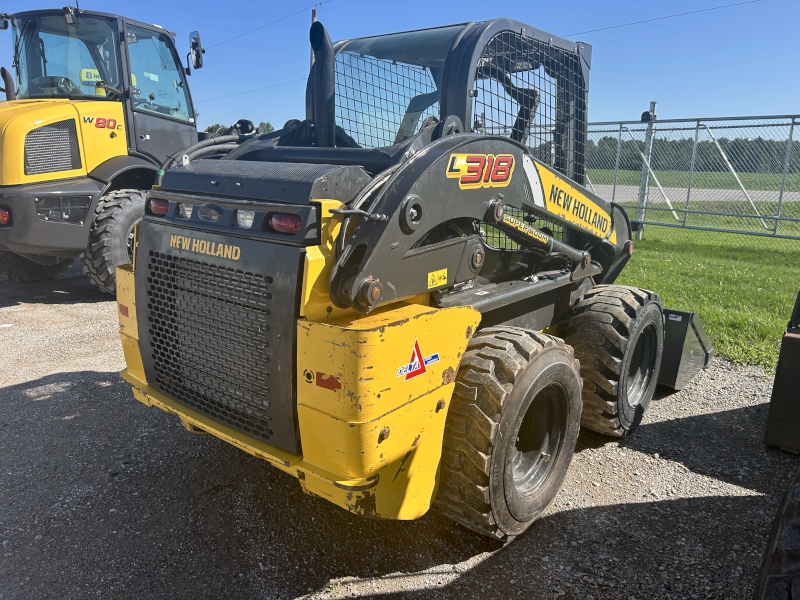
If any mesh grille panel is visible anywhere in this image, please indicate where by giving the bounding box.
[472,31,586,180]
[24,120,82,175]
[146,251,277,443]
[335,51,439,148]
[34,196,91,224]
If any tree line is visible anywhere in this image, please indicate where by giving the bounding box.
[585,135,799,174]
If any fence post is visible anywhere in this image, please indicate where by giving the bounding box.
[611,124,622,203]
[775,118,795,234]
[636,101,657,240]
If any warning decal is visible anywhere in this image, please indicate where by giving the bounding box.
[427,268,448,289]
[396,339,440,380]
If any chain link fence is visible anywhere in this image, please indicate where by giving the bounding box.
[586,114,800,247]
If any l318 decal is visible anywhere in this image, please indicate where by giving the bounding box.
[446,153,515,189]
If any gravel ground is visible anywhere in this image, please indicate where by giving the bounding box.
[1,262,799,600]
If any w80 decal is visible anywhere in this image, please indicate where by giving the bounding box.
[446,153,515,189]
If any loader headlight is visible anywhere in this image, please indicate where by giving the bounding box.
[235,210,255,229]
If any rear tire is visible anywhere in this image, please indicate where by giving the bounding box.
[0,251,73,282]
[559,285,664,437]
[80,189,145,296]
[434,327,583,540]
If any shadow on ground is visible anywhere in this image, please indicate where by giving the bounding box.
[0,260,109,309]
[0,371,794,600]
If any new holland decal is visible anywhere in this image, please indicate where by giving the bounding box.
[396,339,440,380]
[169,234,241,261]
[446,153,515,189]
[523,158,617,243]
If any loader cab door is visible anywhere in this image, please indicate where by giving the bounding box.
[123,24,196,163]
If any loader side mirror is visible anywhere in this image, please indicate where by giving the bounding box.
[0,16,9,31]
[189,31,204,71]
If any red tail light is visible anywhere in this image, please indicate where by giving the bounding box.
[149,198,169,216]
[0,207,10,226]
[268,213,303,235]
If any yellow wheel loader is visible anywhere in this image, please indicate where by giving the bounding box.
[117,19,710,540]
[0,7,216,293]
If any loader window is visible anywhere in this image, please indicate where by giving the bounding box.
[12,14,122,100]
[126,25,193,123]
[471,30,587,178]
[334,25,463,148]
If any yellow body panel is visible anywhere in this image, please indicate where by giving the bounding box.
[296,304,480,518]
[0,99,126,185]
[118,256,481,520]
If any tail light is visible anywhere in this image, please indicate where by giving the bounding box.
[0,207,10,226]
[148,198,169,216]
[268,213,302,235]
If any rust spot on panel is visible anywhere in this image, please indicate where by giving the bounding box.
[466,325,473,338]
[315,372,342,392]
[411,434,420,447]
[442,366,456,385]
[352,491,377,516]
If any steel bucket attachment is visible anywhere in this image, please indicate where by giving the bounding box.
[658,309,713,391]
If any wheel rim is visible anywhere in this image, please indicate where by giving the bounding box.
[626,322,658,406]
[509,384,566,496]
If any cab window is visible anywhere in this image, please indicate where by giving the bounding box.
[126,25,193,122]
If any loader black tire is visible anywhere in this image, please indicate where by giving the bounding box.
[0,251,72,282]
[434,327,583,540]
[79,189,145,296]
[559,285,664,437]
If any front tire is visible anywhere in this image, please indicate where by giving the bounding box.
[80,189,146,295]
[0,251,73,282]
[434,327,583,540]
[559,285,664,437]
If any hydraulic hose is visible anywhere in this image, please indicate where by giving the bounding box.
[156,134,248,185]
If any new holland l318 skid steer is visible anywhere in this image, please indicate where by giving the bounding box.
[117,19,709,540]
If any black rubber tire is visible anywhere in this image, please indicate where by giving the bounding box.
[559,285,664,437]
[0,251,73,282]
[434,327,583,540]
[79,189,146,296]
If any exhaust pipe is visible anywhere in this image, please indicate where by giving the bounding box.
[309,21,335,148]
[1,67,15,101]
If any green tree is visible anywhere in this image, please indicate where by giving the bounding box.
[204,123,226,134]
[259,121,275,133]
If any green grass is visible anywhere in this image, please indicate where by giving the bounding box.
[588,168,800,192]
[615,228,799,371]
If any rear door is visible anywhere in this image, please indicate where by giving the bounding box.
[124,24,196,162]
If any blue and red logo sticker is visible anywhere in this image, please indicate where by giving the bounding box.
[396,339,439,380]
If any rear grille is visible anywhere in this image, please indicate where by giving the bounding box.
[34,196,91,224]
[146,250,277,443]
[24,119,82,175]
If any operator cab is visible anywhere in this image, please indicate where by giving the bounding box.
[5,8,200,159]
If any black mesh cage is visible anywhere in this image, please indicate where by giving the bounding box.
[471,30,587,185]
[335,52,439,148]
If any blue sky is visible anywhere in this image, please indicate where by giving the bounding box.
[3,0,796,129]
